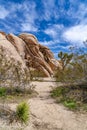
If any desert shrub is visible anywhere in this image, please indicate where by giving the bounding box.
[51,86,69,98]
[63,99,77,110]
[0,46,31,91]
[54,50,87,108]
[0,87,6,97]
[16,102,29,124]
[30,69,45,81]
[0,102,30,125]
[0,85,36,105]
[51,87,63,97]
[55,68,74,83]
[55,50,87,84]
[51,84,87,110]
[30,69,45,77]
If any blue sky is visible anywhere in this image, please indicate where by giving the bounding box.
[0,0,87,58]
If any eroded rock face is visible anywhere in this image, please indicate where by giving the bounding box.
[0,32,25,68]
[0,31,61,77]
[7,33,25,59]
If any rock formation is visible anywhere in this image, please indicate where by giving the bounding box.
[0,31,61,77]
[0,32,25,68]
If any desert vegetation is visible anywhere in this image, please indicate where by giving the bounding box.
[0,46,35,125]
[29,69,45,81]
[52,46,87,110]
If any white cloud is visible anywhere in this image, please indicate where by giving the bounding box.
[19,1,38,32]
[44,24,64,39]
[42,0,59,21]
[22,1,37,24]
[67,2,87,24]
[21,23,38,32]
[40,40,59,46]
[40,41,54,46]
[44,29,57,39]
[0,1,38,32]
[0,6,9,19]
[63,24,87,46]
[50,45,69,49]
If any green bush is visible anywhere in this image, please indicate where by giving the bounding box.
[51,87,69,98]
[16,102,29,124]
[53,50,87,111]
[64,100,77,110]
[51,86,78,110]
[0,87,6,97]
[51,87,63,97]
[30,69,45,79]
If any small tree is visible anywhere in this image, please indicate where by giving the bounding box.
[56,49,87,84]
[58,51,73,70]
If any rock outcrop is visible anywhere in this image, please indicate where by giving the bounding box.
[0,32,25,68]
[0,31,61,77]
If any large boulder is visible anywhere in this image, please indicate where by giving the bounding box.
[19,33,53,76]
[19,33,44,58]
[0,32,25,68]
[0,32,61,77]
[39,44,62,70]
[7,33,25,59]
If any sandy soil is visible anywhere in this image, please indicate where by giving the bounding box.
[0,78,87,130]
[29,79,87,130]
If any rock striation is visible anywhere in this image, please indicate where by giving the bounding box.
[0,31,61,77]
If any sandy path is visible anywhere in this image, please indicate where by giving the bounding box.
[28,78,87,130]
[0,78,87,130]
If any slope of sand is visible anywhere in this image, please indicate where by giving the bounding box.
[0,78,87,130]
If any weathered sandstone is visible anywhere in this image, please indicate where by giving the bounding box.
[0,31,61,77]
